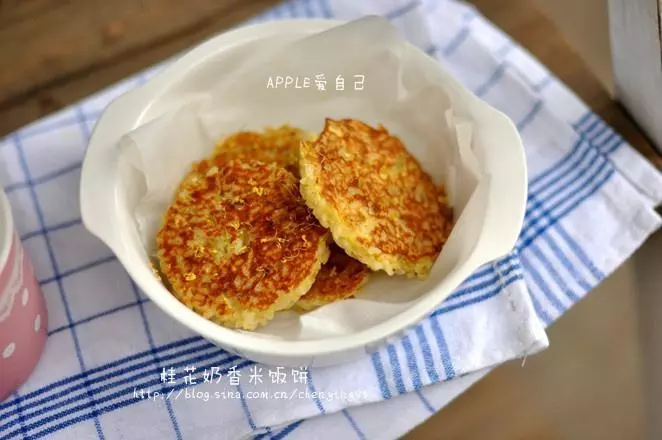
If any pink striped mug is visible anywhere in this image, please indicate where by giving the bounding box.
[0,189,48,402]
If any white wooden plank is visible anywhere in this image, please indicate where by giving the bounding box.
[607,0,662,153]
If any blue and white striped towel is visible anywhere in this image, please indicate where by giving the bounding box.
[1,0,661,439]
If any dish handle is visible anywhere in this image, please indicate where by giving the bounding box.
[79,88,148,251]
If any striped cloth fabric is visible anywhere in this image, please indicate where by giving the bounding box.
[1,0,661,439]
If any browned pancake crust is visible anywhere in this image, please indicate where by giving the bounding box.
[299,118,453,278]
[296,244,371,311]
[156,158,329,330]
[213,125,311,177]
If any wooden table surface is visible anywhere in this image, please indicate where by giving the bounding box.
[1,0,660,170]
[0,0,283,137]
[2,0,661,439]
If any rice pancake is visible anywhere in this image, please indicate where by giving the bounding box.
[295,244,370,311]
[156,158,329,330]
[213,125,314,177]
[299,118,452,279]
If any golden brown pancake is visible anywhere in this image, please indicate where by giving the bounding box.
[295,244,370,311]
[299,118,452,279]
[156,158,329,330]
[213,125,314,177]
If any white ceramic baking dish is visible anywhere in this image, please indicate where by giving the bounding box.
[80,19,527,367]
